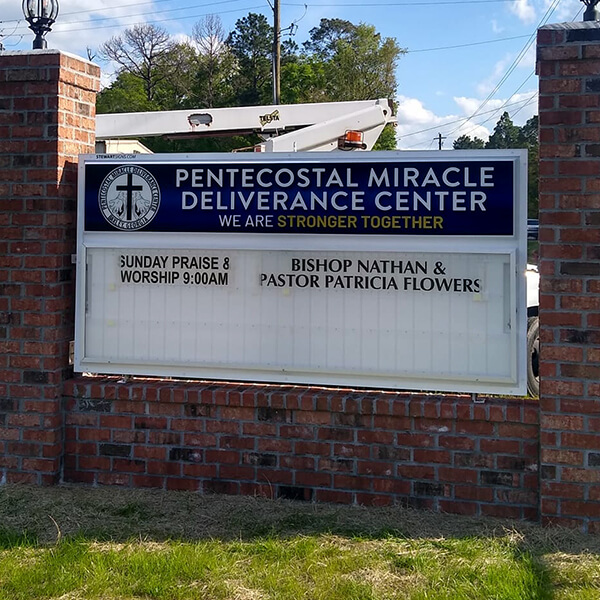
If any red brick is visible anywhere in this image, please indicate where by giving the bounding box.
[372,478,411,495]
[479,439,520,454]
[481,504,522,519]
[295,441,331,455]
[439,435,475,450]
[131,475,165,488]
[397,465,435,479]
[562,501,600,518]
[438,500,478,516]
[413,449,451,464]
[542,482,585,499]
[295,471,331,487]
[438,467,477,484]
[204,449,240,464]
[541,415,584,431]
[314,489,353,504]
[562,468,600,483]
[333,475,371,491]
[542,448,584,465]
[182,464,218,478]
[280,456,315,470]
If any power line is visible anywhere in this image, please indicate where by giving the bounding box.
[0,0,249,24]
[432,0,583,138]
[407,34,530,53]
[24,5,267,33]
[458,74,536,139]
[285,0,525,5]
[399,95,536,141]
[8,4,266,32]
[0,0,538,29]
[445,0,560,137]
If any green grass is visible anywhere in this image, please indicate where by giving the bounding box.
[0,485,599,599]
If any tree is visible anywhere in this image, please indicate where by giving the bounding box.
[519,116,539,217]
[302,19,404,102]
[95,13,403,152]
[486,111,521,149]
[487,112,538,215]
[373,124,397,150]
[226,13,273,105]
[303,18,357,59]
[192,15,236,108]
[96,72,156,114]
[99,24,177,103]
[453,135,485,149]
[154,41,199,110]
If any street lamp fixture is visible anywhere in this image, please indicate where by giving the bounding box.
[22,0,59,50]
[581,0,600,21]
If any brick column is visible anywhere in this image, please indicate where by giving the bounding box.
[0,51,99,484]
[537,23,600,532]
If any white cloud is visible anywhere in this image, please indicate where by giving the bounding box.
[509,0,536,24]
[0,0,154,56]
[397,91,538,151]
[396,96,490,150]
[453,92,538,128]
[491,19,504,34]
[546,0,582,23]
[477,53,514,96]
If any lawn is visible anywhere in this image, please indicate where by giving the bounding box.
[0,485,599,599]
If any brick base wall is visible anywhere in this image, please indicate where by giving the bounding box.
[537,22,600,533]
[63,377,539,519]
[0,51,99,484]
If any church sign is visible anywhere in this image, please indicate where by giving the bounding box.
[75,150,528,395]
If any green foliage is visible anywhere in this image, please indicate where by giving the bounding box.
[95,12,404,149]
[302,19,404,102]
[141,135,260,154]
[453,135,485,149]
[280,57,328,104]
[98,23,176,103]
[96,72,158,114]
[190,15,237,108]
[226,13,273,105]
[486,111,521,149]
[373,124,398,151]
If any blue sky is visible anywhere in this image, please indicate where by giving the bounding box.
[0,0,585,148]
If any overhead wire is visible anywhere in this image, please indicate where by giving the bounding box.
[6,2,267,33]
[406,34,530,53]
[0,0,544,30]
[0,0,545,24]
[442,0,561,139]
[399,94,538,141]
[400,0,576,146]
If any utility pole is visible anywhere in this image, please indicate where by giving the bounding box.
[436,132,446,150]
[273,0,281,104]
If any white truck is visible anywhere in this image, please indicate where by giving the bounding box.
[526,264,540,396]
[95,99,540,396]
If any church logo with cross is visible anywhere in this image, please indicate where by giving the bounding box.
[99,165,161,230]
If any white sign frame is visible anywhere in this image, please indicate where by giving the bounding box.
[75,150,528,395]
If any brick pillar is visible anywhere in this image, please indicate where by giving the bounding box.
[0,51,99,484]
[537,23,600,532]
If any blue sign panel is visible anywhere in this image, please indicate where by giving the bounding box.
[84,158,515,235]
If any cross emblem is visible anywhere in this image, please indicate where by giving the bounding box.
[116,173,144,221]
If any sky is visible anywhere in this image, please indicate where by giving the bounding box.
[0,0,586,149]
